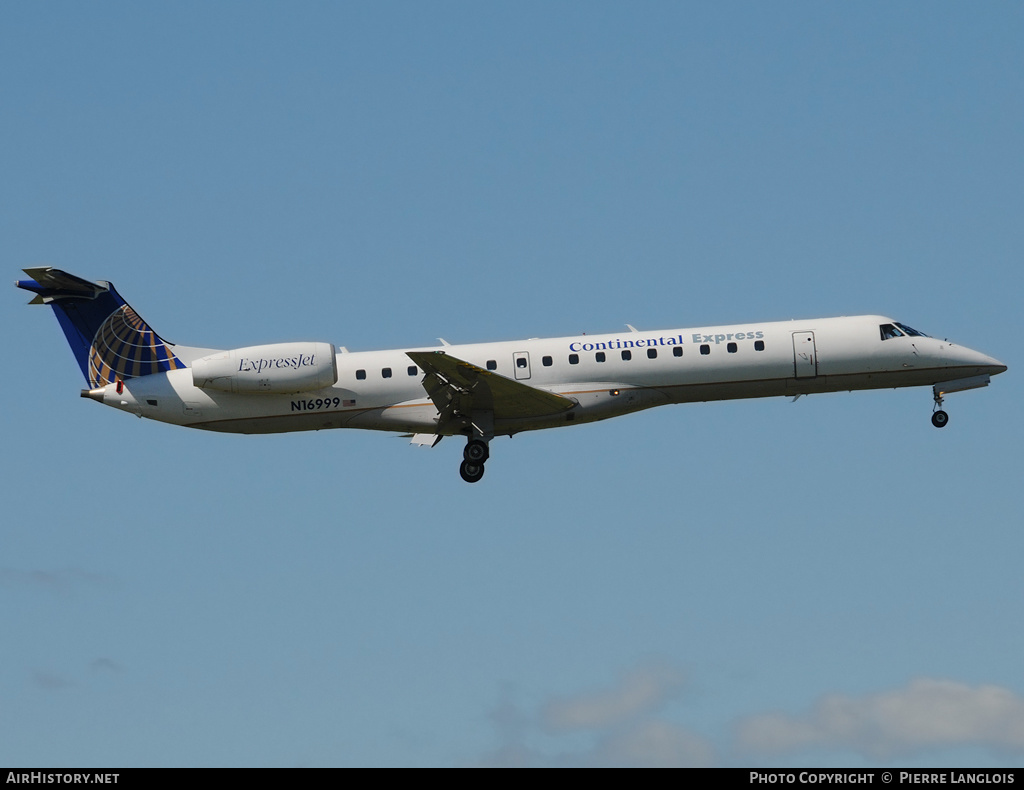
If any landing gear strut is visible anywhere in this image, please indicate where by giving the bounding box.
[932,390,949,429]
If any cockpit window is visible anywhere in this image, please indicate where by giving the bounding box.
[880,323,905,340]
[895,322,929,337]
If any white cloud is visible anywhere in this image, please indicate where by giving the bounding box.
[476,664,715,767]
[480,671,1024,766]
[542,664,685,732]
[736,678,1024,759]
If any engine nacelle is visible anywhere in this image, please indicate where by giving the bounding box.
[192,342,338,394]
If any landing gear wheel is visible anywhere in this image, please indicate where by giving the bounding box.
[931,410,949,428]
[460,460,485,483]
[464,439,490,463]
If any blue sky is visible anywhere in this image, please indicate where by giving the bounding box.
[2,1,1022,767]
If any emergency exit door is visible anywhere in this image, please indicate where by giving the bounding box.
[513,351,531,380]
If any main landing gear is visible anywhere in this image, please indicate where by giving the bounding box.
[455,411,494,483]
[459,439,490,483]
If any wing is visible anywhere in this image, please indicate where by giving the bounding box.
[406,351,575,426]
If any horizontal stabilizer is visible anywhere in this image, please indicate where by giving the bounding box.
[17,267,109,301]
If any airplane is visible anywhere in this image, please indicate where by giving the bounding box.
[17,267,1007,483]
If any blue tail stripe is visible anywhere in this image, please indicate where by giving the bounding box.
[52,303,96,381]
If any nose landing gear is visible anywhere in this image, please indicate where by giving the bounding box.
[929,374,996,429]
[932,389,949,429]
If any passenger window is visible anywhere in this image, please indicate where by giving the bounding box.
[700,345,711,355]
[673,346,683,357]
[621,350,632,361]
[486,360,497,371]
[754,340,765,352]
[516,358,527,368]
[356,369,366,380]
[569,354,579,365]
[382,368,392,378]
[647,348,657,359]
[408,366,418,376]
[596,352,606,363]
[542,356,552,367]
[727,342,737,353]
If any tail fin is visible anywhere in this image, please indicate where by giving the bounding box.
[17,267,185,387]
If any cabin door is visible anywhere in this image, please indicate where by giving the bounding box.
[792,332,817,379]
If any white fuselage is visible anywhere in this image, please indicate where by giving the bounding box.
[93,315,1005,437]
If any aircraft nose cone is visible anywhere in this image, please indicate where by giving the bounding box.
[970,350,1006,375]
[975,350,1007,374]
[941,343,1006,376]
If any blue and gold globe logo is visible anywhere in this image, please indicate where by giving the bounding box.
[87,305,184,388]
